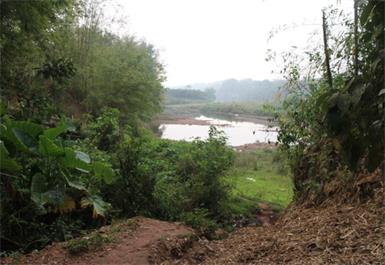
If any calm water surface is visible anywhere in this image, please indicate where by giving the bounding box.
[159,115,278,146]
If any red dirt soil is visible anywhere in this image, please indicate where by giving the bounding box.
[1,217,194,265]
[2,201,384,264]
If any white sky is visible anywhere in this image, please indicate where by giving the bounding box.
[105,0,353,87]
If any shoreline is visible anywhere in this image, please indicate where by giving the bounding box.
[157,113,277,127]
[232,142,277,152]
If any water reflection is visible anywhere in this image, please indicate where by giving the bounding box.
[159,115,278,146]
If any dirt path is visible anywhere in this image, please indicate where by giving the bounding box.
[154,201,385,265]
[2,217,194,265]
[5,202,382,265]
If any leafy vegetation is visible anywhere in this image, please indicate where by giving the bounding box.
[1,0,164,121]
[0,0,236,255]
[2,0,381,260]
[276,0,384,204]
[65,232,112,255]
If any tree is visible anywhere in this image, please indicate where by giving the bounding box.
[0,0,72,95]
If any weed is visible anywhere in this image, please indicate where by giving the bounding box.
[65,233,112,255]
[180,209,218,239]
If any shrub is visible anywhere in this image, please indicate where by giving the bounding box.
[102,126,234,223]
[0,115,116,253]
[180,209,218,238]
[65,232,112,255]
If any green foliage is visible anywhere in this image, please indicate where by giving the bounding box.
[276,1,384,203]
[162,101,277,121]
[84,108,122,152]
[65,232,112,255]
[1,0,164,251]
[165,88,216,104]
[0,0,71,95]
[180,209,218,238]
[104,126,234,221]
[37,58,76,82]
[0,115,117,253]
[78,36,164,120]
[228,149,292,212]
[1,0,164,123]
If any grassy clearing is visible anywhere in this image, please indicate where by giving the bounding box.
[227,148,293,214]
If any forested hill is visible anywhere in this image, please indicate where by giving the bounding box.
[171,79,285,102]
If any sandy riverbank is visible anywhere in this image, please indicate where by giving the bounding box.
[157,114,276,127]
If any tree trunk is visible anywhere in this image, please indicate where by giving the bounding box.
[322,10,333,89]
[354,0,359,76]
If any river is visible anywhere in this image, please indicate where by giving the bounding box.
[159,115,278,146]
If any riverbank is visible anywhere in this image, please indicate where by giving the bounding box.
[157,114,276,127]
[232,142,277,151]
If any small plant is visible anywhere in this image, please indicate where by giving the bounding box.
[65,233,112,255]
[180,209,218,239]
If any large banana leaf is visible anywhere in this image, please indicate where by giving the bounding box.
[81,195,111,218]
[43,120,75,140]
[0,140,21,172]
[60,148,92,172]
[38,135,65,156]
[1,120,42,152]
[9,120,43,138]
[31,173,66,214]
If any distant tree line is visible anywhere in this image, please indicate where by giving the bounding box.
[167,79,285,104]
[165,88,215,104]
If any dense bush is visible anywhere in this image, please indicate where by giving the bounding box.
[0,113,116,253]
[1,103,235,254]
[276,1,384,203]
[98,119,235,221]
[0,0,239,258]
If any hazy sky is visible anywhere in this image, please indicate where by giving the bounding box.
[105,0,352,87]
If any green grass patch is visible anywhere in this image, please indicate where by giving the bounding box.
[65,232,112,255]
[226,148,293,214]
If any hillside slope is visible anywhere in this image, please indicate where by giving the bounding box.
[2,173,383,265]
[155,170,385,265]
[155,201,384,264]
